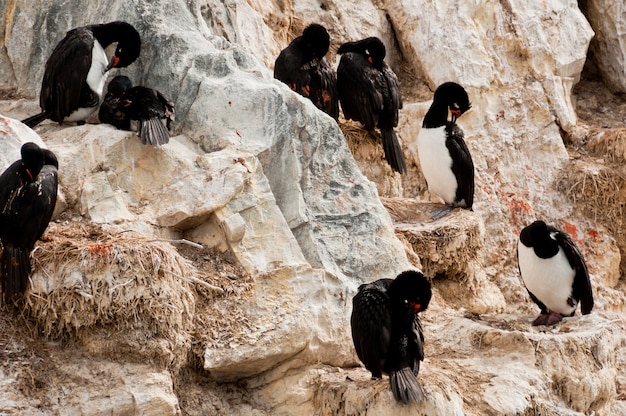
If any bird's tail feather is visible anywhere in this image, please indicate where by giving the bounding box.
[389,368,425,404]
[137,118,170,146]
[381,129,406,174]
[1,245,31,302]
[21,112,49,128]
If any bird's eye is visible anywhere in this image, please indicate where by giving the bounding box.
[404,299,408,304]
[452,103,460,110]
[365,49,370,55]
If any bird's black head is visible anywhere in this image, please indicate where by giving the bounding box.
[106,75,133,97]
[520,220,560,258]
[20,142,45,182]
[338,37,386,68]
[42,148,59,169]
[388,270,432,316]
[302,24,330,61]
[362,37,386,67]
[93,21,141,71]
[433,82,471,123]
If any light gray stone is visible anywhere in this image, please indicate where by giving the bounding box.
[584,0,626,92]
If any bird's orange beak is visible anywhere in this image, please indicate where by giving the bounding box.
[106,55,120,71]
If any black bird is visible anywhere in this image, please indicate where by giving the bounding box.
[99,75,175,146]
[417,82,473,219]
[22,21,141,128]
[0,142,58,302]
[518,220,594,326]
[98,74,133,130]
[351,270,432,404]
[337,37,406,174]
[274,24,339,120]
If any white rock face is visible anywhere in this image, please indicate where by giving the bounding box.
[0,0,624,415]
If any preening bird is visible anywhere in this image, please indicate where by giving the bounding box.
[274,23,339,120]
[337,37,406,173]
[0,142,58,302]
[99,75,175,146]
[518,220,594,326]
[351,270,432,404]
[22,21,141,128]
[417,82,473,219]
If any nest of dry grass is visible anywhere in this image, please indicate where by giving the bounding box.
[338,119,406,197]
[555,159,625,235]
[339,120,386,166]
[555,158,626,275]
[382,198,484,278]
[26,222,196,341]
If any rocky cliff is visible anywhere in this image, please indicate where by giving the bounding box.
[0,0,624,415]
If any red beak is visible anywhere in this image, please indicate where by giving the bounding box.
[106,55,121,71]
[411,303,421,314]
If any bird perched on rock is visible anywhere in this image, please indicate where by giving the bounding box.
[518,220,594,326]
[0,142,58,303]
[22,21,141,128]
[98,74,133,131]
[417,82,473,219]
[337,37,406,173]
[351,270,432,404]
[99,75,175,146]
[274,23,339,120]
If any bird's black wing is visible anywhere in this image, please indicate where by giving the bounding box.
[379,63,402,128]
[273,44,311,95]
[350,279,393,378]
[156,89,176,129]
[0,165,57,250]
[555,230,594,315]
[122,87,165,119]
[445,122,474,208]
[337,52,383,129]
[40,27,95,122]
[0,160,22,219]
[410,315,425,371]
[310,58,339,119]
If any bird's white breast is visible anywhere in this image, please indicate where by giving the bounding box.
[517,241,576,315]
[86,39,109,98]
[417,126,457,205]
[66,40,109,122]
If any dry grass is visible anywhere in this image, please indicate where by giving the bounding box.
[383,198,484,279]
[554,158,626,276]
[176,244,255,369]
[26,222,196,343]
[339,119,388,168]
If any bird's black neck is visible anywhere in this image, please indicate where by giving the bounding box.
[90,22,134,48]
[422,100,450,128]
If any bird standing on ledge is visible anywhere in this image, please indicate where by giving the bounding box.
[0,142,58,303]
[417,82,473,219]
[351,270,432,404]
[22,21,141,128]
[274,23,339,120]
[518,220,594,326]
[337,37,406,174]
